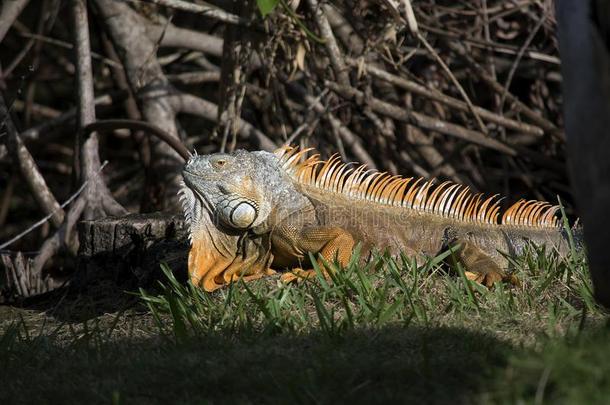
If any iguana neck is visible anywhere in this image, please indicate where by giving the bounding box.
[252,168,315,234]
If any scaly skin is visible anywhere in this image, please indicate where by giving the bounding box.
[180,147,572,291]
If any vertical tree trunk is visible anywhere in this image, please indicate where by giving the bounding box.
[557,0,610,308]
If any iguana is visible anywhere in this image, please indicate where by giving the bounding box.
[179,145,573,291]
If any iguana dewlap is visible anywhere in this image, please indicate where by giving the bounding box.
[179,146,572,291]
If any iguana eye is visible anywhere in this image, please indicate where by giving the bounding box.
[210,156,230,169]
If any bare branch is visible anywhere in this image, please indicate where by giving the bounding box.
[1,93,64,227]
[144,0,256,27]
[216,1,261,152]
[306,0,350,86]
[450,41,561,136]
[303,93,377,169]
[325,81,517,156]
[73,0,126,219]
[73,0,95,128]
[13,29,124,69]
[167,71,221,85]
[84,119,191,161]
[498,13,547,111]
[0,167,92,250]
[157,24,223,57]
[1,252,64,302]
[0,0,29,43]
[95,0,184,208]
[418,33,488,134]
[170,93,276,151]
[345,58,544,136]
[32,195,87,275]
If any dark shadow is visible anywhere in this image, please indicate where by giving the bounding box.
[4,213,191,322]
[2,262,187,324]
[0,324,512,404]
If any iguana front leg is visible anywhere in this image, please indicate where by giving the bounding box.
[270,221,355,282]
[450,239,519,287]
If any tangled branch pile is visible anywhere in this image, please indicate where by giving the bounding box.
[0,0,567,299]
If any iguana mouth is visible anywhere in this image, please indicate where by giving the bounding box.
[179,173,215,238]
[181,168,208,184]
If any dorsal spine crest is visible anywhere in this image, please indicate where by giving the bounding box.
[275,145,560,229]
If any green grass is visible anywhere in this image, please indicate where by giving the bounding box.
[0,238,608,404]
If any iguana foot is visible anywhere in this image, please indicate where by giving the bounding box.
[452,239,520,288]
[229,268,277,284]
[280,268,320,284]
[465,270,521,288]
[463,269,519,288]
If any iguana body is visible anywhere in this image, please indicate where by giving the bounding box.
[180,146,570,291]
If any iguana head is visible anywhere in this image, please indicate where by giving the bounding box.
[180,149,287,236]
[179,149,292,291]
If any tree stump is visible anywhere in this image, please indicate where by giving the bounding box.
[76,212,189,289]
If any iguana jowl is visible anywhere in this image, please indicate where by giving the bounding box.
[180,146,571,291]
